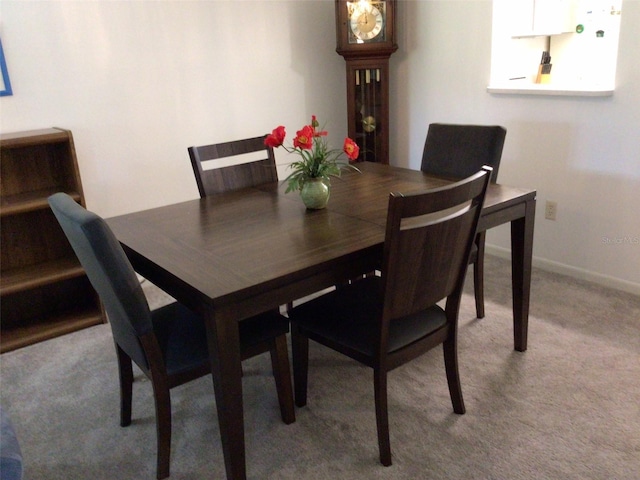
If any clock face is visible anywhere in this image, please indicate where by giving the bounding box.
[348,1,386,43]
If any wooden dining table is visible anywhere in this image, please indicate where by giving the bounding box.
[106,161,536,480]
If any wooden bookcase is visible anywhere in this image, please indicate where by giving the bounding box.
[1,128,105,353]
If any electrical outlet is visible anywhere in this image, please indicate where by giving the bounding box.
[545,200,557,220]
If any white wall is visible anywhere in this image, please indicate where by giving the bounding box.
[391,0,639,293]
[0,0,347,215]
[1,0,638,293]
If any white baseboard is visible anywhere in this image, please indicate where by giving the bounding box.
[485,245,640,296]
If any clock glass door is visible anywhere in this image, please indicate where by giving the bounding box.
[353,67,383,163]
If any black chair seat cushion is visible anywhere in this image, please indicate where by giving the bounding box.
[289,277,447,357]
[152,303,289,377]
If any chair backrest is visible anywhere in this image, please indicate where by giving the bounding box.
[48,193,153,370]
[381,167,492,323]
[420,123,506,182]
[188,135,278,197]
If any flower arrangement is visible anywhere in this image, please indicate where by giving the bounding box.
[265,115,360,193]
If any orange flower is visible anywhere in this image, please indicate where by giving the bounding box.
[343,137,360,161]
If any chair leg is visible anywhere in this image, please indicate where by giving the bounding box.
[116,345,133,427]
[151,379,172,480]
[374,369,392,466]
[443,337,465,415]
[473,232,486,319]
[269,335,296,425]
[290,323,309,408]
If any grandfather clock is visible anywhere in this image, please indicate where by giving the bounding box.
[335,0,398,164]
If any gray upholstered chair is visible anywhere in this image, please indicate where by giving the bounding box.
[0,406,23,480]
[288,167,492,466]
[48,192,294,480]
[421,123,506,318]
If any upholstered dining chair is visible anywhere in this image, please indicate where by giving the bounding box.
[288,167,492,467]
[421,123,506,318]
[48,192,294,480]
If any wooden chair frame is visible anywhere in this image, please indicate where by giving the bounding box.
[290,167,492,466]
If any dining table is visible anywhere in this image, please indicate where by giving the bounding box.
[106,161,536,480]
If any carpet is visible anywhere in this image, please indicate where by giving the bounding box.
[1,255,639,479]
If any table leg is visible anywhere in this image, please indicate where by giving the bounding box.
[204,304,246,480]
[510,198,536,352]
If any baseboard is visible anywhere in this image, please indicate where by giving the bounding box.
[486,245,640,296]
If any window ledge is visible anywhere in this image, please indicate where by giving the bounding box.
[487,83,614,97]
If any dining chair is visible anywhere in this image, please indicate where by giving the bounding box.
[420,123,506,318]
[188,135,278,197]
[288,167,492,467]
[48,192,295,480]
[188,135,296,311]
[0,407,22,480]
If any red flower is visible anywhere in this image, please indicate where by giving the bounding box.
[293,125,314,150]
[265,126,286,148]
[266,115,361,194]
[310,115,327,138]
[343,137,359,161]
[314,129,328,138]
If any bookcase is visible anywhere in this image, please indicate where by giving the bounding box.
[1,128,105,353]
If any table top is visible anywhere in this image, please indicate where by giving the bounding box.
[106,162,535,317]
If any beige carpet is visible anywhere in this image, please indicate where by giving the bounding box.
[1,255,639,479]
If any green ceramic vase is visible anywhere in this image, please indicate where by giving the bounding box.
[300,178,330,210]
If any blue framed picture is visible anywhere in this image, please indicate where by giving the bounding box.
[1,37,13,97]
